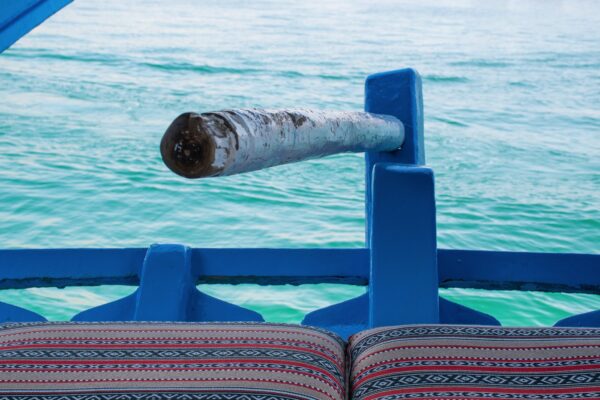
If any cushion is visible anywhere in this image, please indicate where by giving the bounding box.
[0,322,346,400]
[349,325,600,400]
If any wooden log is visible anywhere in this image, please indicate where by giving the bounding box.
[160,109,404,178]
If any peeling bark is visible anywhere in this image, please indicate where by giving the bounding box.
[160,109,404,178]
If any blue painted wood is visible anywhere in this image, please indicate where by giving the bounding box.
[72,244,263,322]
[72,292,138,321]
[0,247,597,291]
[302,294,501,337]
[0,248,596,291]
[133,244,194,321]
[369,164,439,327]
[191,248,368,285]
[0,1,39,28]
[439,297,500,325]
[187,289,263,322]
[0,248,144,289]
[364,68,424,244]
[439,249,600,294]
[137,244,263,321]
[0,248,367,288]
[0,301,46,322]
[555,310,600,328]
[364,68,425,166]
[0,0,72,53]
[302,293,369,339]
[362,68,438,329]
[75,297,506,330]
[3,246,591,325]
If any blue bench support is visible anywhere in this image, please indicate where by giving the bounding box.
[134,244,194,321]
[439,298,500,325]
[73,244,262,322]
[0,0,72,53]
[1,244,591,333]
[0,301,46,322]
[556,310,600,328]
[304,69,439,333]
[369,165,439,327]
[364,69,438,327]
[364,68,425,245]
[364,68,425,166]
[303,294,369,339]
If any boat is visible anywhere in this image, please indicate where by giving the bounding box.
[0,3,598,399]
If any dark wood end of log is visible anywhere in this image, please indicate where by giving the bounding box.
[160,112,218,179]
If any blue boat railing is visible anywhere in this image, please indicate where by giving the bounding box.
[0,68,598,338]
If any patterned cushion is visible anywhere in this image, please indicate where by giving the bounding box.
[349,325,600,400]
[0,322,346,400]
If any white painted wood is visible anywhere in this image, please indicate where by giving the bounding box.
[161,109,404,178]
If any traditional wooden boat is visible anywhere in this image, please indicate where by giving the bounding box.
[0,3,598,399]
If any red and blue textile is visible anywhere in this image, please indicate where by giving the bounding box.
[2,323,600,399]
[0,322,346,400]
[349,325,600,399]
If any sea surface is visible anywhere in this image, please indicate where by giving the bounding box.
[0,0,599,326]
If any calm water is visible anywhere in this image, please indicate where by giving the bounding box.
[0,0,598,326]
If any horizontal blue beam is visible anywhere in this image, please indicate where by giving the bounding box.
[439,249,600,294]
[191,248,368,285]
[0,248,145,289]
[0,248,597,293]
[0,248,370,288]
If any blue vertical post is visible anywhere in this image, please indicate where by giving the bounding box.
[369,165,438,326]
[365,68,425,243]
[365,69,439,327]
[133,244,195,321]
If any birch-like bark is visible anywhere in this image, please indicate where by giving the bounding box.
[161,109,404,178]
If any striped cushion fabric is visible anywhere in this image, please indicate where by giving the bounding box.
[349,325,600,400]
[0,322,346,400]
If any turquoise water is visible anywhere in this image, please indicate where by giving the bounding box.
[0,0,598,325]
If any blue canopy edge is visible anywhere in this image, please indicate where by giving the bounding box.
[0,0,72,53]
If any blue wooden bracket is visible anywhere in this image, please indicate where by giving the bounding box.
[364,68,425,166]
[439,298,500,325]
[0,0,73,53]
[306,165,442,333]
[302,293,368,339]
[365,68,424,244]
[555,309,600,328]
[0,301,46,322]
[133,244,195,320]
[369,164,439,327]
[73,244,263,322]
[72,292,137,321]
[304,69,434,334]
